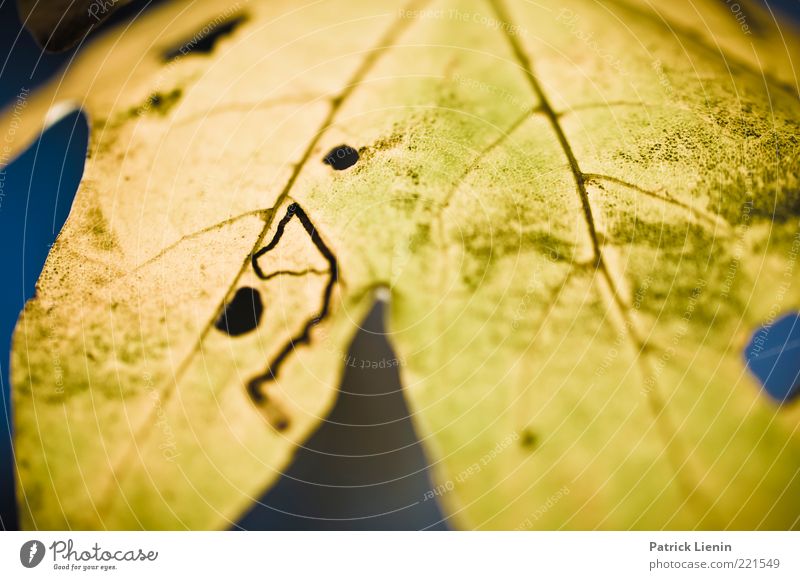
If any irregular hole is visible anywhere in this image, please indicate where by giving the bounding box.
[0,109,89,530]
[162,14,248,61]
[744,311,800,403]
[214,287,264,336]
[322,144,359,171]
[235,299,448,530]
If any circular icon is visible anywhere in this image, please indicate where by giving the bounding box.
[19,540,45,568]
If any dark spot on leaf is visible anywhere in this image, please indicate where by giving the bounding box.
[744,312,800,404]
[323,144,359,170]
[215,287,264,336]
[520,429,538,449]
[138,88,182,116]
[237,299,448,530]
[162,14,248,61]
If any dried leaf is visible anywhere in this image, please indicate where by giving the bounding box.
[3,0,800,530]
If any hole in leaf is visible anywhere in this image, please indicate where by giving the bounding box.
[235,299,447,530]
[214,287,264,336]
[744,311,800,403]
[322,144,359,171]
[0,109,88,530]
[162,14,248,61]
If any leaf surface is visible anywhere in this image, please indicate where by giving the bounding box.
[3,0,800,529]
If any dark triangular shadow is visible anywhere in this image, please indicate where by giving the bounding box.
[236,298,448,530]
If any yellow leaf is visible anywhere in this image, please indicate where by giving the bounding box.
[3,0,799,529]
